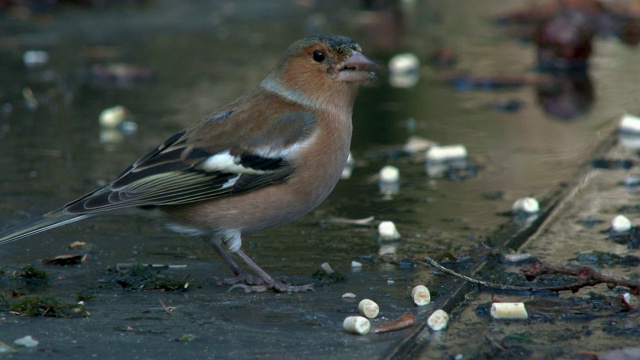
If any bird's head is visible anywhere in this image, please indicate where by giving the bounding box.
[263,35,376,110]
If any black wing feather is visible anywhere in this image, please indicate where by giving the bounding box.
[55,109,316,216]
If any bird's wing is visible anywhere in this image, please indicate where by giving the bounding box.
[57,107,318,215]
[0,214,90,245]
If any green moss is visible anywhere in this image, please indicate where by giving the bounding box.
[587,292,608,301]
[9,264,49,282]
[0,293,89,317]
[311,269,347,285]
[112,263,191,292]
[178,333,196,342]
[127,262,148,277]
[502,332,533,344]
[75,290,97,302]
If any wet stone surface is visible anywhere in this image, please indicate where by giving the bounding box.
[410,133,640,360]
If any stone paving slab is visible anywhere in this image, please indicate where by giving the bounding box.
[386,123,640,359]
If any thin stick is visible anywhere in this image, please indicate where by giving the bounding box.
[422,256,640,294]
[159,300,176,316]
[521,261,640,294]
[422,256,536,291]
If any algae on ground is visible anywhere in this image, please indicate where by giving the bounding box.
[0,293,89,317]
[110,263,191,291]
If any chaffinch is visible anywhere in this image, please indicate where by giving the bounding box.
[0,35,376,293]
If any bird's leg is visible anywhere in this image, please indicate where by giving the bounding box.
[230,249,314,293]
[206,233,312,293]
[205,237,264,286]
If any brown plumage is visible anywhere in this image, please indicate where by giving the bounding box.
[0,35,375,293]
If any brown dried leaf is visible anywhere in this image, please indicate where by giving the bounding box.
[375,311,415,333]
[40,254,84,266]
[67,241,86,249]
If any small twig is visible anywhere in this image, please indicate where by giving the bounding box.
[485,335,507,351]
[422,255,640,295]
[324,216,375,225]
[521,261,640,294]
[422,256,536,292]
[116,263,188,270]
[159,300,176,316]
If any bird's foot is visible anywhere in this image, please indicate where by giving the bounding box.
[224,248,314,293]
[219,272,265,286]
[228,279,314,293]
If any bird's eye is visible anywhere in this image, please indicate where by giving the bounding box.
[312,50,325,62]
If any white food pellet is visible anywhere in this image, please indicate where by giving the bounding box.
[411,285,431,306]
[427,309,449,331]
[504,253,532,263]
[426,145,467,162]
[358,299,380,319]
[612,214,632,233]
[14,335,39,348]
[343,316,371,335]
[490,302,528,320]
[512,197,540,214]
[379,165,400,183]
[342,292,357,299]
[619,113,640,133]
[99,105,128,128]
[320,262,334,274]
[378,221,401,240]
[389,53,419,74]
[341,152,355,179]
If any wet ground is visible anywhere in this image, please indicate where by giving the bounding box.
[0,1,640,359]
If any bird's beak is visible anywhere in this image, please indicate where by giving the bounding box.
[336,51,377,83]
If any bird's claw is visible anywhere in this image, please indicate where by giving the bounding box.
[220,273,265,286]
[227,280,314,294]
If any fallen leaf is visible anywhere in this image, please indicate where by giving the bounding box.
[67,241,86,249]
[40,254,84,266]
[375,311,416,333]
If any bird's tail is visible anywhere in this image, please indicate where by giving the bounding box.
[0,213,89,246]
